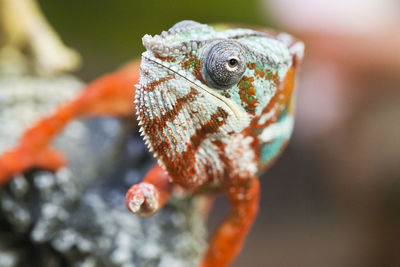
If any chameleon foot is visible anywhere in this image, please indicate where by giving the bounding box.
[125,182,160,217]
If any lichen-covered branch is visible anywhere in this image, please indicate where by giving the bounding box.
[0,77,206,267]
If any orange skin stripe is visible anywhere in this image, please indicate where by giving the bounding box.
[263,66,294,123]
[142,75,174,92]
[0,60,140,185]
[275,66,295,116]
[144,87,198,133]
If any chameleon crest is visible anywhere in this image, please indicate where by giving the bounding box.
[136,20,304,189]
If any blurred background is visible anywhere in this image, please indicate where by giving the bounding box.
[2,0,400,266]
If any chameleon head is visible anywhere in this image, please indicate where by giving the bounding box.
[136,20,304,188]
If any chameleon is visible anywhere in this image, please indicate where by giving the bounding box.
[0,20,303,266]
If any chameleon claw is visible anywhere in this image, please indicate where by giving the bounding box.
[125,182,160,217]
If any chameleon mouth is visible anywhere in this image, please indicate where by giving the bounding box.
[141,55,250,126]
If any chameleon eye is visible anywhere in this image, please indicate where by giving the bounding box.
[202,40,246,89]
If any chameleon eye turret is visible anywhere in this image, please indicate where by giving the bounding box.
[201,40,247,89]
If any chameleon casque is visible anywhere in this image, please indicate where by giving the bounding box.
[0,20,304,266]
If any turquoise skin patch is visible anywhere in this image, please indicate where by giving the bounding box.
[260,136,285,166]
[259,110,293,167]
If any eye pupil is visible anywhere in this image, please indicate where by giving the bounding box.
[228,58,238,67]
[202,40,246,89]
